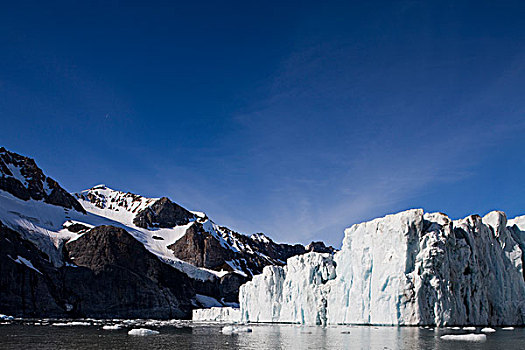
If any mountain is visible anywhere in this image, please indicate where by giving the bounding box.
[73,185,334,279]
[0,147,84,213]
[236,209,525,326]
[0,147,334,318]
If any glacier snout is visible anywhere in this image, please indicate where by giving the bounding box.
[239,209,525,326]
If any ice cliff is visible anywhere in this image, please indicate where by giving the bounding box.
[238,209,525,326]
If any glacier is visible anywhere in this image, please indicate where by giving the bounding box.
[237,209,525,326]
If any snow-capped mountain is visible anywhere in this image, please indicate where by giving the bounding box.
[0,147,333,318]
[73,185,330,279]
[237,209,525,326]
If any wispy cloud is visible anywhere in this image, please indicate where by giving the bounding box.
[202,43,525,247]
[145,38,525,248]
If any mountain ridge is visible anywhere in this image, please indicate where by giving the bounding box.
[0,147,334,318]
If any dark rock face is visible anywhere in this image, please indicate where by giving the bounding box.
[247,232,307,263]
[64,223,90,233]
[0,148,85,213]
[306,241,337,254]
[170,224,335,280]
[63,225,195,318]
[0,223,197,319]
[0,222,64,317]
[168,223,235,270]
[133,197,195,229]
[219,273,249,302]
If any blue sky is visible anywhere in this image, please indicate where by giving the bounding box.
[1,1,524,246]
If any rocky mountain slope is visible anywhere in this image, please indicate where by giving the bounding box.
[238,209,525,326]
[74,184,334,279]
[0,147,333,318]
[0,147,84,213]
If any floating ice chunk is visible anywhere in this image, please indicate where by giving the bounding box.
[53,322,90,326]
[462,326,476,331]
[502,327,515,330]
[128,328,159,336]
[481,327,496,333]
[440,334,487,342]
[103,325,122,330]
[221,325,235,334]
[221,325,252,334]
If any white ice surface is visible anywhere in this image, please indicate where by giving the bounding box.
[221,325,252,334]
[440,334,487,342]
[9,255,42,275]
[193,307,241,323]
[128,328,159,336]
[238,209,525,326]
[102,325,122,330]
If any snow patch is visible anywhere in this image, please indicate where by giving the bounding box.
[8,255,43,275]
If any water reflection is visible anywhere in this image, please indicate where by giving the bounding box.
[0,322,523,350]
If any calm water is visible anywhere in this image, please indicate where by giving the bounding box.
[0,321,523,350]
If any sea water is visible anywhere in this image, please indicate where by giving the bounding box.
[0,320,523,349]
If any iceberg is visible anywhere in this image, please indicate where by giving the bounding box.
[0,314,14,321]
[221,325,252,334]
[128,328,159,336]
[238,209,525,326]
[481,327,496,333]
[102,325,123,330]
[440,334,487,342]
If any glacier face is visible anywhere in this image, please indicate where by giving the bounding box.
[239,209,525,326]
[239,252,336,325]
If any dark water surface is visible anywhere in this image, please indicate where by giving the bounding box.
[0,321,523,349]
